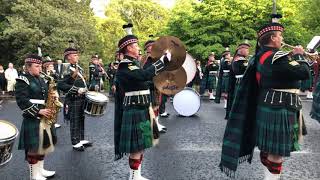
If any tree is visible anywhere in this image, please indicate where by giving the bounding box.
[0,0,101,68]
[97,0,170,63]
[165,0,310,61]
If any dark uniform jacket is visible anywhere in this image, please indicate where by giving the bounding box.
[88,63,102,91]
[57,63,86,98]
[15,73,48,150]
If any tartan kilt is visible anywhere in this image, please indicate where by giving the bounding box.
[206,74,217,90]
[221,74,229,93]
[18,117,56,152]
[119,107,153,153]
[18,118,40,151]
[256,105,300,157]
[200,78,207,94]
[310,81,320,122]
[300,76,313,91]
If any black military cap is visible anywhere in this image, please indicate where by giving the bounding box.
[257,22,284,39]
[25,54,43,64]
[64,47,78,58]
[118,35,138,50]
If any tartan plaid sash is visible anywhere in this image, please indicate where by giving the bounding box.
[219,56,259,178]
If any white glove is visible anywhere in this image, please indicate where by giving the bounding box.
[78,88,88,94]
[160,50,172,62]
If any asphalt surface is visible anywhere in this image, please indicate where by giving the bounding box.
[0,96,319,180]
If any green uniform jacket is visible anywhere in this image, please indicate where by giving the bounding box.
[15,73,48,151]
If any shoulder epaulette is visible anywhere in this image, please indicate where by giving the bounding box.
[16,75,29,85]
[272,51,288,64]
[234,56,247,61]
[119,59,133,64]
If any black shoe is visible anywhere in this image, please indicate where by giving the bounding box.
[73,145,85,151]
[83,142,93,147]
[80,140,93,147]
[159,129,167,134]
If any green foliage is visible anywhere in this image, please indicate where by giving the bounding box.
[97,0,170,63]
[165,0,314,62]
[0,0,318,69]
[0,0,101,68]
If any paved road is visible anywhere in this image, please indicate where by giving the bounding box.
[0,97,319,180]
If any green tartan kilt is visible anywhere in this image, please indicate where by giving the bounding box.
[206,74,217,90]
[311,81,320,122]
[256,105,300,157]
[300,76,313,91]
[221,75,229,93]
[119,107,153,153]
[18,117,56,152]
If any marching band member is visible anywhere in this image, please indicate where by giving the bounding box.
[310,54,320,122]
[16,54,56,180]
[57,47,92,151]
[88,54,104,91]
[193,60,203,93]
[143,38,167,133]
[114,24,170,180]
[204,52,219,100]
[225,41,251,119]
[220,16,310,180]
[215,47,231,108]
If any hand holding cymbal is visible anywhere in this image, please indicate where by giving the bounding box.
[151,36,186,71]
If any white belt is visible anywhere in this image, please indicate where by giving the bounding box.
[209,71,218,74]
[125,90,150,96]
[30,99,45,105]
[235,75,244,79]
[273,89,300,94]
[223,70,230,73]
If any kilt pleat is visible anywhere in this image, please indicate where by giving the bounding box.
[119,107,153,153]
[206,75,217,90]
[221,75,229,93]
[18,118,40,151]
[256,106,300,157]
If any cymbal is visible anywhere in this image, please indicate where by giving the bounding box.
[153,67,187,95]
[151,36,186,71]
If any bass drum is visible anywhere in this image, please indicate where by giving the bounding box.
[182,53,197,85]
[0,120,18,167]
[84,91,109,116]
[173,87,201,117]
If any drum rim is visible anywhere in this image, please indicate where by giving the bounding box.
[173,88,201,116]
[0,120,19,142]
[0,153,13,167]
[85,91,109,103]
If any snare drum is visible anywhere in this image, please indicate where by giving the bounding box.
[84,91,109,116]
[0,120,18,167]
[173,87,201,116]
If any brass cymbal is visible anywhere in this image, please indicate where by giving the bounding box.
[153,67,187,95]
[151,36,186,71]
